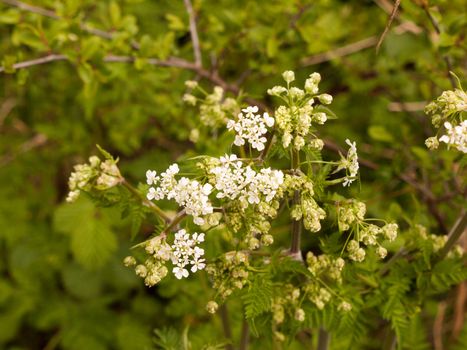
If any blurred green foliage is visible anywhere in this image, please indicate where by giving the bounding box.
[0,0,465,349]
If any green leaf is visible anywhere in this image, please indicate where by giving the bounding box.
[53,197,117,269]
[242,274,272,319]
[0,9,20,24]
[368,125,394,142]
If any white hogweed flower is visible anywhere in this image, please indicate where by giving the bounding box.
[227,106,274,151]
[338,139,359,187]
[146,164,213,225]
[171,229,206,279]
[209,154,284,209]
[438,120,467,153]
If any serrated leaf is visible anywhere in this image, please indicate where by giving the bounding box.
[242,274,272,319]
[54,197,117,269]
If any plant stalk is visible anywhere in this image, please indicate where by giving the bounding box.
[317,328,330,350]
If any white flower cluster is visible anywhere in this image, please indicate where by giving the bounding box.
[438,121,467,153]
[337,139,359,187]
[146,164,214,225]
[267,71,333,150]
[125,229,206,285]
[226,106,275,151]
[425,87,466,153]
[172,229,206,279]
[67,155,122,202]
[209,154,284,209]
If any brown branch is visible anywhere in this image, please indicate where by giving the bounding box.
[376,0,401,53]
[0,133,48,167]
[0,0,140,50]
[183,0,202,67]
[301,22,419,66]
[219,304,234,350]
[433,301,447,350]
[387,101,427,112]
[239,318,250,350]
[301,36,378,66]
[0,54,67,73]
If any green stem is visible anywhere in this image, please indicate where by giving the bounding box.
[122,180,170,223]
[290,149,303,257]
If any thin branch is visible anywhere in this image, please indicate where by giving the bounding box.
[376,0,401,53]
[0,0,140,49]
[301,36,378,66]
[421,5,457,88]
[0,133,48,167]
[0,54,67,73]
[301,22,417,66]
[183,0,202,67]
[436,210,467,262]
[160,209,187,237]
[387,101,427,112]
[1,0,58,18]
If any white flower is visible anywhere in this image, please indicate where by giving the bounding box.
[318,94,333,105]
[267,86,287,95]
[209,155,284,209]
[439,121,467,153]
[338,139,359,187]
[227,106,274,151]
[145,164,213,225]
[146,170,158,185]
[282,70,295,83]
[185,80,198,89]
[170,229,206,279]
[173,266,189,279]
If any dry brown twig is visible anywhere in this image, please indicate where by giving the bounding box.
[376,0,402,53]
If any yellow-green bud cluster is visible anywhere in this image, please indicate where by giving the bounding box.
[183,84,240,129]
[67,155,122,202]
[337,200,366,231]
[206,251,249,300]
[304,281,331,310]
[267,70,333,151]
[306,252,345,283]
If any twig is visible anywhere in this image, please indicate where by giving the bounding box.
[421,5,457,88]
[387,101,427,112]
[160,209,187,237]
[1,0,57,18]
[0,133,48,167]
[0,54,67,73]
[0,0,140,49]
[301,36,378,66]
[183,0,202,67]
[436,210,467,262]
[301,22,417,66]
[219,304,234,350]
[376,0,401,53]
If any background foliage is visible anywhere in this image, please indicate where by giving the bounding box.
[0,0,465,349]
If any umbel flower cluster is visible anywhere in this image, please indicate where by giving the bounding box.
[66,153,123,202]
[67,70,402,329]
[424,84,467,153]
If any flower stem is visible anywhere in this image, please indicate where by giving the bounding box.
[219,304,234,350]
[290,149,303,257]
[239,318,250,350]
[122,179,171,223]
